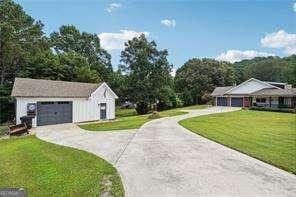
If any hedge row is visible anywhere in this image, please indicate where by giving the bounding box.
[249,106,296,113]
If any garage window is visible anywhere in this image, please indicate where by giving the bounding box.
[41,102,54,105]
[58,101,70,104]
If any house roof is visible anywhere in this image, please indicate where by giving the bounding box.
[210,86,233,96]
[211,78,295,97]
[224,78,280,95]
[250,88,296,96]
[11,78,103,98]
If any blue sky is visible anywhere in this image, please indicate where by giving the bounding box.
[17,0,296,71]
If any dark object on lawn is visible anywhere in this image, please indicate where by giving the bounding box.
[120,101,135,109]
[8,123,29,135]
[148,111,161,119]
[20,116,33,129]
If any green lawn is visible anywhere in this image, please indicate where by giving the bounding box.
[80,115,151,131]
[115,108,138,117]
[179,110,296,174]
[0,136,124,196]
[80,105,207,131]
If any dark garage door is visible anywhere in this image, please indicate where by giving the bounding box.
[217,97,227,106]
[231,98,243,107]
[37,101,73,126]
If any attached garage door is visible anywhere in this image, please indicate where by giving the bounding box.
[217,97,227,106]
[231,98,243,107]
[37,101,73,126]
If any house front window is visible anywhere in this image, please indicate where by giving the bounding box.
[255,97,268,107]
[256,98,266,103]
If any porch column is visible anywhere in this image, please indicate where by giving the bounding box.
[269,96,271,107]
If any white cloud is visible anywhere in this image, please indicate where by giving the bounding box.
[216,50,275,63]
[261,30,296,55]
[286,46,296,55]
[98,30,149,51]
[293,2,296,12]
[106,3,122,13]
[161,19,176,27]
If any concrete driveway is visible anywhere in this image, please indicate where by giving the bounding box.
[36,107,296,197]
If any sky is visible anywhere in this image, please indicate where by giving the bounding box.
[16,0,296,72]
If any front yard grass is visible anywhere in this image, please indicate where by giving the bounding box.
[179,110,296,174]
[80,115,150,131]
[0,136,124,196]
[80,104,207,131]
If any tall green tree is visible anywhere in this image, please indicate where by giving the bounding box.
[0,0,49,123]
[57,52,99,83]
[175,58,234,105]
[120,34,173,114]
[282,55,296,86]
[50,25,112,81]
[232,56,289,84]
[108,69,129,103]
[0,0,48,85]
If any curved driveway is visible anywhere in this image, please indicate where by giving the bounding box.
[36,107,296,197]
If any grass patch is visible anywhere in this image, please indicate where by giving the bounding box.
[80,105,207,131]
[180,104,208,110]
[80,115,150,131]
[115,108,137,117]
[179,110,296,174]
[0,136,124,196]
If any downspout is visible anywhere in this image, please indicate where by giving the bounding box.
[269,96,271,107]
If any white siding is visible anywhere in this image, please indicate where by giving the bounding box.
[227,79,272,95]
[15,82,117,127]
[15,85,116,127]
[16,97,83,127]
[90,83,116,119]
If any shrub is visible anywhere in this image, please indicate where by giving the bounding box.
[135,102,150,114]
[249,106,296,113]
[175,96,183,108]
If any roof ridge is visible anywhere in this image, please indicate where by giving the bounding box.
[12,77,105,98]
[15,77,101,86]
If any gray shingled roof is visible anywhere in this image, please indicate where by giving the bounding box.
[250,88,296,96]
[210,86,233,96]
[11,78,102,98]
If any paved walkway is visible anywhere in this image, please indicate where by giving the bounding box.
[36,107,296,197]
[36,124,136,164]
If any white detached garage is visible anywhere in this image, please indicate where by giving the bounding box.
[11,78,118,127]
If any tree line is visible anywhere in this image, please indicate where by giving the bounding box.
[1,0,295,122]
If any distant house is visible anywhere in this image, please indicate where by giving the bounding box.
[11,78,118,127]
[211,78,296,108]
